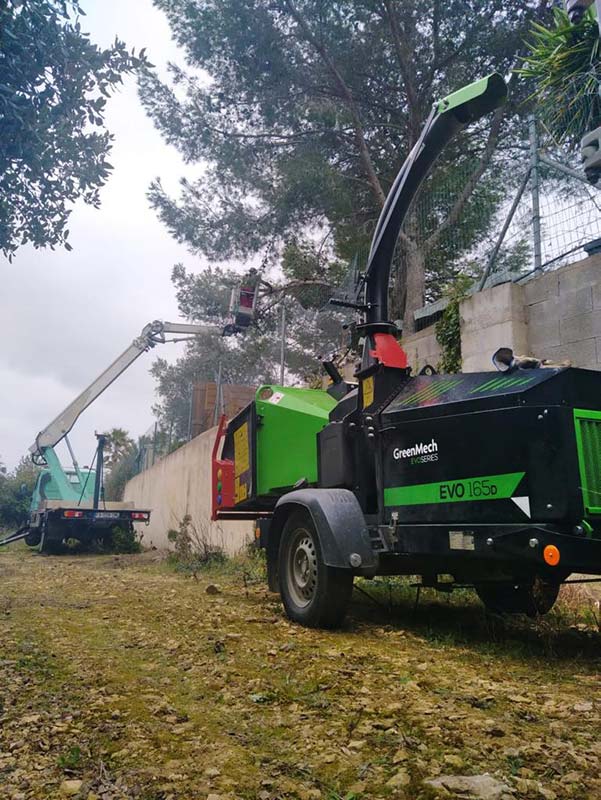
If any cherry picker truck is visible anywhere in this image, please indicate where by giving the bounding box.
[211,73,601,628]
[0,320,214,552]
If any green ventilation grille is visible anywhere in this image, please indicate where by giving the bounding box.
[574,410,601,515]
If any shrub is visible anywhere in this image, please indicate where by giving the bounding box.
[110,525,142,554]
[167,515,225,576]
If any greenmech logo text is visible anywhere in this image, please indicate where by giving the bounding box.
[393,439,439,465]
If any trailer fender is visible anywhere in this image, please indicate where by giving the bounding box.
[267,489,377,589]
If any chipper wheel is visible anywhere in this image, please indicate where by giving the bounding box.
[475,577,561,617]
[279,510,354,629]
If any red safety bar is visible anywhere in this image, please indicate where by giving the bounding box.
[211,414,235,520]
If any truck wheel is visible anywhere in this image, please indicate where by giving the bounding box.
[475,577,560,617]
[279,511,353,629]
[25,529,41,547]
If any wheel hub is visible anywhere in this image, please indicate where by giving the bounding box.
[287,531,318,607]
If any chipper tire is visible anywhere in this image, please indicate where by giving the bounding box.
[475,577,560,617]
[279,510,353,629]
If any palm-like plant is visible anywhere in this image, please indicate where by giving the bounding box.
[519,7,601,146]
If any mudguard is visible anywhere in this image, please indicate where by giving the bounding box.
[267,489,378,586]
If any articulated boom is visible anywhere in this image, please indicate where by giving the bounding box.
[31,320,212,457]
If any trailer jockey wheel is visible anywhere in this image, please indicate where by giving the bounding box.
[279,511,354,629]
[475,576,560,618]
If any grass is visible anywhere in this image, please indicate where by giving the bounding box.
[1,549,600,799]
[352,574,601,660]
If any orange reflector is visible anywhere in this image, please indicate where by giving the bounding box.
[543,544,560,566]
[255,527,261,539]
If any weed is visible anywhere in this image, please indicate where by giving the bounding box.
[109,525,141,554]
[166,514,225,577]
[57,746,82,771]
[506,754,524,775]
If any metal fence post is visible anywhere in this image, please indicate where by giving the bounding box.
[280,302,286,386]
[529,115,543,272]
[213,361,222,426]
[478,167,531,291]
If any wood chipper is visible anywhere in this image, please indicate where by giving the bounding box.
[211,73,601,629]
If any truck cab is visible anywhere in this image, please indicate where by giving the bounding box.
[30,468,95,513]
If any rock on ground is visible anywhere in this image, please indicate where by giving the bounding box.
[425,773,513,800]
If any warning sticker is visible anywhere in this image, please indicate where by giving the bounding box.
[268,391,285,405]
[234,422,250,477]
[363,376,375,409]
[234,477,248,504]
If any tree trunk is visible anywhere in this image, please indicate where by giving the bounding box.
[389,254,407,326]
[402,236,425,336]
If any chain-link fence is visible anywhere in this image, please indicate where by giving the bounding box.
[382,115,601,331]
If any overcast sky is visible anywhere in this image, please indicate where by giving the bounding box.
[0,0,206,470]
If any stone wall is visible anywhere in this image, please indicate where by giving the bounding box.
[124,427,253,555]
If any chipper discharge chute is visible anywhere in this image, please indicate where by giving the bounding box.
[212,73,601,629]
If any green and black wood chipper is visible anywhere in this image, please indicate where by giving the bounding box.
[212,73,601,629]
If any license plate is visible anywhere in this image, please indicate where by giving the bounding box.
[94,512,120,519]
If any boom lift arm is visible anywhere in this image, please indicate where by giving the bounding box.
[30,320,215,458]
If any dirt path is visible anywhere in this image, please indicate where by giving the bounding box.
[1,550,600,800]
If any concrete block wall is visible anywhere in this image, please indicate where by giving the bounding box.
[124,427,253,555]
[402,326,442,374]
[459,281,528,372]
[459,254,601,372]
[524,255,601,369]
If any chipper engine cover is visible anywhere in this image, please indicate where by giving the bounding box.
[379,367,601,528]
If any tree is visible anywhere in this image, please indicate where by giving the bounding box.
[0,456,40,529]
[104,428,135,472]
[151,259,353,438]
[104,437,145,501]
[0,0,146,259]
[520,6,601,147]
[141,0,551,333]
